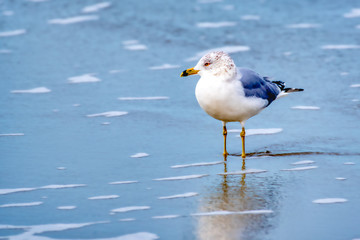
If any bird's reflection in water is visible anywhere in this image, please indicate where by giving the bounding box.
[196,155,280,240]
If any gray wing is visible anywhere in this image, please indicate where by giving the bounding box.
[237,68,281,106]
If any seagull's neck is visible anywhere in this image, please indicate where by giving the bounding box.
[202,68,237,82]
[235,68,243,80]
[220,68,237,82]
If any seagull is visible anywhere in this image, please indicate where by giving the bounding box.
[180,51,303,158]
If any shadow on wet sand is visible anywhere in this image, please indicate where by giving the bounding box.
[231,151,360,158]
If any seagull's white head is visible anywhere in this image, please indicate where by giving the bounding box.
[181,51,236,79]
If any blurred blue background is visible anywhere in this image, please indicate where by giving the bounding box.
[1,0,360,239]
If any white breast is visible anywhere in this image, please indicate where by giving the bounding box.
[195,76,267,123]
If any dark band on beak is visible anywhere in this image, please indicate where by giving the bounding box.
[181,70,189,77]
[180,68,200,77]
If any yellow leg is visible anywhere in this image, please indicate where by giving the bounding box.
[223,125,228,156]
[240,127,246,158]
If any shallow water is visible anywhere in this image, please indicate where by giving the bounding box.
[1,0,360,239]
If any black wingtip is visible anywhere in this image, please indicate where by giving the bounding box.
[284,88,304,93]
[272,81,286,90]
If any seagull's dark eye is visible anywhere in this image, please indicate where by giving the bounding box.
[204,62,211,66]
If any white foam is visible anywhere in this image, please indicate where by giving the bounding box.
[291,160,315,165]
[0,133,24,136]
[2,11,14,16]
[153,174,208,181]
[68,73,101,83]
[57,167,66,170]
[0,221,107,240]
[57,206,77,210]
[350,84,360,88]
[291,105,320,110]
[158,192,198,200]
[86,111,128,118]
[102,122,111,125]
[0,29,26,37]
[40,184,86,189]
[229,128,282,136]
[152,215,180,219]
[130,153,150,158]
[344,8,360,18]
[2,227,158,240]
[336,177,347,181]
[0,201,43,208]
[340,72,349,76]
[119,218,136,222]
[352,99,360,102]
[218,169,267,175]
[124,44,148,51]
[286,23,321,28]
[0,49,12,54]
[88,195,119,200]
[186,46,250,62]
[312,198,348,204]
[11,87,51,94]
[118,96,169,100]
[106,232,159,240]
[48,15,99,25]
[321,45,360,50]
[198,0,223,3]
[281,166,318,171]
[82,2,111,13]
[109,180,138,185]
[196,21,237,28]
[109,69,124,74]
[0,187,37,195]
[171,161,223,168]
[111,206,151,213]
[241,15,260,20]
[344,162,355,165]
[0,184,85,196]
[192,209,273,216]
[247,128,282,136]
[0,225,25,230]
[149,64,180,70]
[122,39,147,51]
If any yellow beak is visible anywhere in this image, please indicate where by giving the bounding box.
[180,68,200,77]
